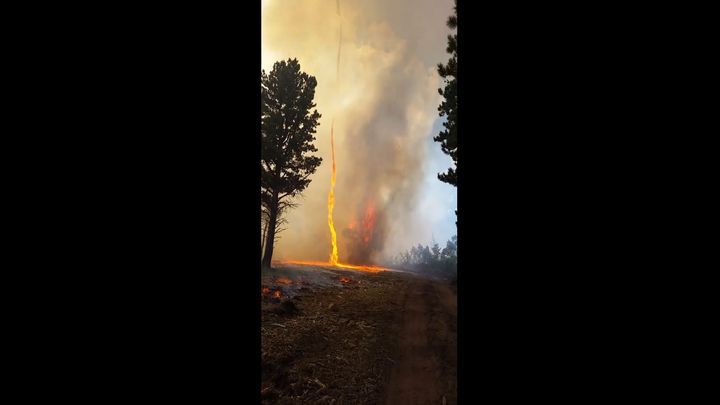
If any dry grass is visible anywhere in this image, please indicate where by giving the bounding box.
[261,270,410,404]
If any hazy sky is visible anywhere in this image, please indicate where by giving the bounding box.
[262,0,456,263]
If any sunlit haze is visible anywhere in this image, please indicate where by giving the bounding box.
[262,0,456,264]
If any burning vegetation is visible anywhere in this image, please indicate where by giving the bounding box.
[275,276,293,285]
[342,198,388,265]
[262,286,283,300]
[274,260,387,273]
[322,123,384,270]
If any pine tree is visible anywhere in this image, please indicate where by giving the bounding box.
[435,0,457,187]
[261,58,322,269]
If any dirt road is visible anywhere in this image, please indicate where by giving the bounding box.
[261,267,456,404]
[381,276,457,405]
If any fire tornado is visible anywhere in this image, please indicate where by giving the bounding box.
[328,120,339,265]
[327,2,342,266]
[272,0,390,273]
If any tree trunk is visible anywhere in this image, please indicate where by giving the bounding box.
[261,199,278,270]
[260,214,269,255]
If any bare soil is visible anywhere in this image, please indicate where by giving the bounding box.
[261,266,457,404]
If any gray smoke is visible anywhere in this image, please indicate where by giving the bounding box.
[262,0,454,264]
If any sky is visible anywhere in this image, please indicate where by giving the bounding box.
[262,0,456,263]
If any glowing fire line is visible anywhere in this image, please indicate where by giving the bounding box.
[274,260,386,273]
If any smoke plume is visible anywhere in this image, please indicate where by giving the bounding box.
[262,0,454,264]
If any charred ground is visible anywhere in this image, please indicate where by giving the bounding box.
[261,265,457,405]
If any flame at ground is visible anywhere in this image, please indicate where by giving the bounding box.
[342,198,382,264]
[328,121,339,265]
[274,259,387,273]
[275,276,293,285]
[262,286,284,298]
[344,201,375,245]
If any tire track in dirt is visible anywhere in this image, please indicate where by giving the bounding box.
[382,277,457,405]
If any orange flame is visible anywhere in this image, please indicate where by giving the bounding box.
[362,200,376,244]
[274,259,387,273]
[275,277,292,285]
[262,286,284,298]
[328,121,339,265]
[333,261,386,272]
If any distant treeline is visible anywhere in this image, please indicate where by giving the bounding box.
[390,235,457,280]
